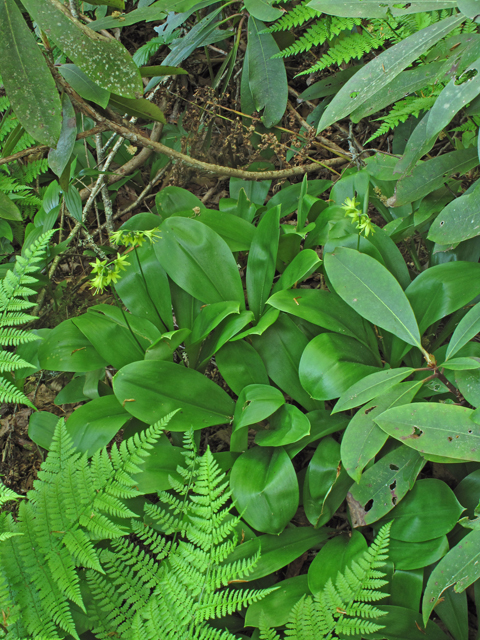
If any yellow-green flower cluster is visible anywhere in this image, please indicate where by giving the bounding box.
[109,227,161,248]
[341,197,375,237]
[89,253,130,294]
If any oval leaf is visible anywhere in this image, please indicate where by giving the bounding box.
[334,367,415,413]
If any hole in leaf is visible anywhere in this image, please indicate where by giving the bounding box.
[413,426,423,437]
[364,499,373,512]
[455,69,478,85]
[365,406,376,414]
[439,221,445,227]
[389,480,397,491]
[469,430,473,434]
[392,495,397,506]
[390,464,399,471]
[448,436,453,441]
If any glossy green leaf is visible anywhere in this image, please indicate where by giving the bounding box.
[244,0,283,21]
[371,605,450,640]
[59,63,110,108]
[113,360,234,431]
[285,410,349,458]
[382,478,464,542]
[391,149,479,207]
[324,247,421,349]
[48,93,76,178]
[114,242,172,333]
[299,333,381,401]
[22,0,143,98]
[266,180,331,215]
[246,17,288,127]
[132,435,184,494]
[423,529,480,625]
[198,311,255,364]
[447,303,480,360]
[38,318,108,372]
[271,250,321,294]
[247,205,280,320]
[435,586,468,640]
[303,436,352,527]
[232,383,285,433]
[0,0,62,146]
[171,209,256,252]
[256,404,311,447]
[216,340,269,396]
[28,411,60,450]
[108,94,166,123]
[65,395,130,455]
[389,536,449,571]
[341,381,422,483]
[84,0,124,8]
[139,65,188,77]
[318,15,464,132]
[267,288,374,347]
[308,531,367,594]
[64,185,82,223]
[428,180,480,244]
[455,368,480,407]
[230,446,299,534]
[375,403,480,462]
[252,313,321,411]
[334,368,416,414]
[231,308,280,342]
[226,526,330,581]
[246,576,310,629]
[347,445,424,526]
[145,328,190,362]
[309,0,456,17]
[388,568,424,610]
[190,301,240,344]
[0,191,22,222]
[155,218,244,307]
[156,186,205,217]
[441,357,480,370]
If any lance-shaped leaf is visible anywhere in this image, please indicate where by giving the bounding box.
[21,0,142,98]
[317,15,464,132]
[48,93,77,177]
[446,303,480,361]
[309,0,456,17]
[324,247,421,348]
[0,0,61,146]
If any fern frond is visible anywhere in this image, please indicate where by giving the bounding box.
[0,378,35,408]
[264,1,320,32]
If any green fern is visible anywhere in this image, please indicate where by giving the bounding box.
[0,420,273,639]
[86,429,273,639]
[0,230,54,408]
[259,522,391,639]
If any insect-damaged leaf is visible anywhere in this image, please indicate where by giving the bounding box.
[0,0,61,146]
[22,0,142,98]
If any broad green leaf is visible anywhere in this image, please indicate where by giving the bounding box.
[341,381,422,483]
[252,313,322,411]
[216,340,269,396]
[65,396,130,455]
[59,64,110,108]
[48,93,77,178]
[145,329,190,362]
[379,478,464,542]
[114,242,172,333]
[422,529,480,625]
[435,587,468,640]
[246,576,311,629]
[285,409,349,458]
[64,185,82,223]
[405,262,480,334]
[198,311,255,364]
[113,360,234,431]
[85,0,124,7]
[108,94,166,123]
[375,403,480,461]
[334,367,415,413]
[389,569,424,611]
[389,536,449,571]
[22,0,143,98]
[38,319,108,372]
[190,301,240,344]
[371,605,450,640]
[232,384,285,432]
[139,65,188,77]
[308,531,367,594]
[156,186,205,217]
[390,149,479,207]
[324,247,421,348]
[351,62,446,122]
[271,250,321,294]
[155,217,244,307]
[441,357,480,370]
[347,445,424,526]
[447,303,480,360]
[246,17,288,128]
[318,15,464,132]
[132,435,184,494]
[28,411,60,450]
[230,176,271,207]
[231,307,279,341]
[428,181,480,244]
[0,191,22,222]
[256,404,311,447]
[88,2,168,30]
[226,526,330,582]
[171,209,256,252]
[304,436,353,527]
[267,288,375,348]
[247,205,280,320]
[244,0,283,21]
[266,179,331,215]
[299,333,380,401]
[230,446,299,534]
[455,368,480,407]
[300,66,363,100]
[309,0,456,17]
[0,0,61,146]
